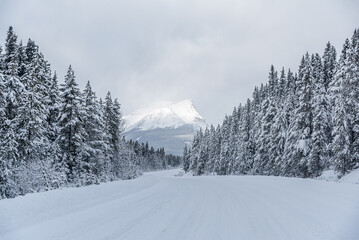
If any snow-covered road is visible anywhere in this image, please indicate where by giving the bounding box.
[1,169,358,240]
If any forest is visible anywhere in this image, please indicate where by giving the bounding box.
[0,27,180,199]
[183,29,359,178]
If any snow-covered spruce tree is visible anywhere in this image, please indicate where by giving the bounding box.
[98,97,113,180]
[17,41,27,80]
[112,98,127,177]
[271,97,286,175]
[308,54,331,176]
[0,27,25,197]
[189,129,202,174]
[228,107,241,174]
[237,100,254,174]
[331,39,352,175]
[103,92,117,179]
[218,116,231,175]
[117,138,140,180]
[195,128,209,175]
[279,69,295,175]
[292,53,313,177]
[46,72,67,188]
[0,45,3,70]
[182,144,191,172]
[278,67,287,102]
[207,124,221,173]
[331,31,359,174]
[347,29,359,171]
[254,95,277,175]
[268,65,279,98]
[47,72,60,141]
[0,72,18,199]
[58,65,86,184]
[102,92,134,180]
[4,26,18,75]
[16,43,52,194]
[323,42,337,92]
[253,67,278,175]
[80,81,104,184]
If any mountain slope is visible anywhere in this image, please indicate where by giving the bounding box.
[1,169,358,240]
[124,100,207,155]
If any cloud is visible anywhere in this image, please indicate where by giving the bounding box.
[0,0,358,124]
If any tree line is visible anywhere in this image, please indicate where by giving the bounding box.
[0,27,179,199]
[183,29,359,178]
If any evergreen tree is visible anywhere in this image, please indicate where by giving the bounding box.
[4,26,19,76]
[182,145,191,172]
[218,116,231,175]
[207,125,220,173]
[16,44,49,164]
[103,92,124,179]
[58,65,86,183]
[294,53,313,177]
[80,81,104,184]
[309,54,330,176]
[237,100,254,174]
[0,72,18,198]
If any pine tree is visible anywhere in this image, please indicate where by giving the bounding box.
[331,77,351,175]
[309,54,330,176]
[218,116,231,175]
[103,92,124,179]
[195,128,209,175]
[331,32,359,174]
[182,145,191,172]
[47,73,60,141]
[4,26,19,76]
[254,97,276,175]
[0,125,18,198]
[294,53,313,177]
[17,41,27,79]
[278,67,286,101]
[0,45,3,71]
[81,81,105,184]
[271,101,286,176]
[45,72,67,188]
[237,100,254,174]
[268,65,278,98]
[190,129,202,173]
[323,42,337,91]
[207,124,220,173]
[228,107,240,174]
[16,44,49,164]
[58,65,86,183]
[347,30,359,170]
[0,72,18,198]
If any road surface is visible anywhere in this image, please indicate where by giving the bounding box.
[0,169,358,240]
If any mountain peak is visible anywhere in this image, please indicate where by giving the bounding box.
[168,99,204,124]
[123,100,207,155]
[124,100,206,132]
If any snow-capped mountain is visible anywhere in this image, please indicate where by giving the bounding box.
[124,100,207,155]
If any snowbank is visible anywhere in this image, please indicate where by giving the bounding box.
[317,168,359,184]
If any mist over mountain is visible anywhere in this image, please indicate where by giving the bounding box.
[124,100,207,155]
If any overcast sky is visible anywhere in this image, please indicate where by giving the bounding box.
[0,0,358,124]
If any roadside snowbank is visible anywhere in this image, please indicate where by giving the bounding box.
[317,168,359,184]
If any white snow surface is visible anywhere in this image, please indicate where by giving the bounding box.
[124,100,207,131]
[340,168,359,184]
[1,169,359,240]
[317,168,359,184]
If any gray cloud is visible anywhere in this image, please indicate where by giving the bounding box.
[0,0,358,124]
